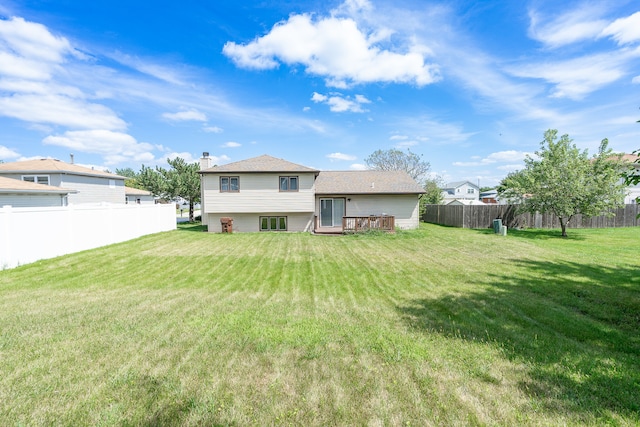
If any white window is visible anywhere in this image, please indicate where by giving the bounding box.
[467,188,475,194]
[22,175,49,185]
[109,179,116,188]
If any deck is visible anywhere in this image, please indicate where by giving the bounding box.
[314,215,395,234]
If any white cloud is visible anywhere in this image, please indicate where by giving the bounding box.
[394,115,475,144]
[311,92,327,102]
[222,141,241,148]
[109,51,188,86]
[164,151,198,163]
[601,12,640,45]
[222,3,439,88]
[311,91,371,112]
[632,76,640,84]
[453,151,530,167]
[507,48,640,99]
[389,135,409,140]
[527,7,608,48]
[162,109,208,122]
[0,93,127,130]
[394,139,418,148]
[350,163,367,170]
[327,152,356,161]
[42,130,157,165]
[0,16,76,66]
[0,17,127,132]
[302,106,311,112]
[203,125,223,133]
[0,145,19,159]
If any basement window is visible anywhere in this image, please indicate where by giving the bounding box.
[260,216,287,231]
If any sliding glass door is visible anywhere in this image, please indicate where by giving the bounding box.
[320,198,345,227]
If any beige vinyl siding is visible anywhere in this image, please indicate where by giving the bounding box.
[60,175,126,205]
[202,173,315,214]
[325,194,420,229]
[205,212,314,233]
[0,173,125,205]
[0,194,65,207]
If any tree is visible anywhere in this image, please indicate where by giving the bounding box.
[365,148,431,183]
[623,149,640,210]
[136,158,201,221]
[138,164,166,197]
[115,167,145,189]
[419,176,445,215]
[498,129,626,237]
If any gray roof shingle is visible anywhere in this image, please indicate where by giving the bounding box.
[0,158,126,179]
[315,170,425,194]
[201,154,319,173]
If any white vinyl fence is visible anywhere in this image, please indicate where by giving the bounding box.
[1,203,176,269]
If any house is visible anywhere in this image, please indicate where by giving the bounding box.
[479,189,501,204]
[199,154,425,233]
[0,176,78,207]
[446,199,486,206]
[441,181,480,203]
[621,153,640,204]
[125,186,155,204]
[0,158,126,205]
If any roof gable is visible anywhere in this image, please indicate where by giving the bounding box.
[201,154,319,173]
[0,159,125,180]
[315,170,425,194]
[443,180,479,190]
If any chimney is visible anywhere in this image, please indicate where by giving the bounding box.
[200,151,212,170]
[70,153,74,164]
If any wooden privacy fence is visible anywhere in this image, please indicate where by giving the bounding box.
[422,204,640,229]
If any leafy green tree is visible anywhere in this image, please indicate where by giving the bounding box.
[623,150,640,212]
[159,157,201,222]
[136,158,201,221]
[365,148,431,183]
[115,167,145,189]
[498,129,626,237]
[137,164,166,197]
[419,176,445,215]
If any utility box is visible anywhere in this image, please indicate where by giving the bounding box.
[492,219,502,234]
[220,217,233,233]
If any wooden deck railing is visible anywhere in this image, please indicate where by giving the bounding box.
[342,215,395,232]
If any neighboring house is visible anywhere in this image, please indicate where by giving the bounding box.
[0,158,126,205]
[199,154,425,233]
[447,199,486,206]
[0,176,77,207]
[479,189,501,204]
[441,181,480,203]
[125,186,155,204]
[621,153,640,204]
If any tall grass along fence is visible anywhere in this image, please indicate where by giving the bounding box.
[0,203,176,269]
[423,204,640,229]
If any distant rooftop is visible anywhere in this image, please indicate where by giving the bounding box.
[0,158,126,179]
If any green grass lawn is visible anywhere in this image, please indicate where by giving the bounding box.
[0,223,638,426]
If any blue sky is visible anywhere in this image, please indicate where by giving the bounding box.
[0,0,639,187]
